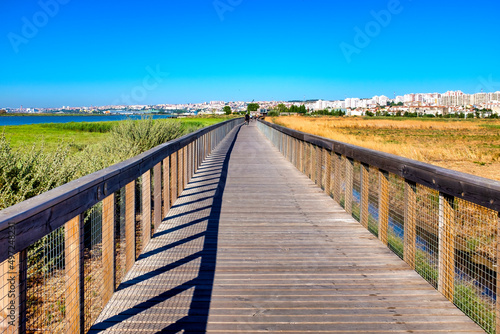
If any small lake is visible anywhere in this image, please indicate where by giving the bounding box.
[0,114,177,126]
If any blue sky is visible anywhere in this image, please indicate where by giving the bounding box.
[1,0,499,107]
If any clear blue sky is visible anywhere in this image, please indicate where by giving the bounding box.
[1,0,499,108]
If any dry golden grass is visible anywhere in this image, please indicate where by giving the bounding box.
[269,116,500,181]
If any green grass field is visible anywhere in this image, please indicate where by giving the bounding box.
[1,117,226,152]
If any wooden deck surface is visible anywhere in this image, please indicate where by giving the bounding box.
[89,123,484,333]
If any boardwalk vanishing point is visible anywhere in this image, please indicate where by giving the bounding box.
[89,122,483,333]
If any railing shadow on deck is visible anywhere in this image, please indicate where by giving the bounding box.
[0,118,242,333]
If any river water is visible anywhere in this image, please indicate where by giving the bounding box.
[0,114,176,126]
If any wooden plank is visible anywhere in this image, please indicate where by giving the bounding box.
[171,152,178,204]
[378,170,389,246]
[141,171,151,249]
[65,215,81,334]
[18,250,26,334]
[125,181,135,272]
[333,153,341,203]
[325,150,332,197]
[153,163,162,233]
[102,194,115,306]
[404,180,417,269]
[438,192,455,301]
[497,211,500,334]
[183,146,188,189]
[162,157,170,218]
[178,148,183,196]
[0,254,19,334]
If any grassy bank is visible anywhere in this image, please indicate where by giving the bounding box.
[268,115,500,181]
[0,117,227,210]
[2,117,224,152]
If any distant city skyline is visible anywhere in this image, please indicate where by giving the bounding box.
[1,0,499,108]
[4,89,500,111]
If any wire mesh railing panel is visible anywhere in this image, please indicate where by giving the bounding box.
[387,173,405,259]
[313,145,319,186]
[25,227,65,333]
[367,166,379,237]
[83,202,103,332]
[453,199,497,333]
[414,184,439,288]
[339,155,347,209]
[305,143,312,180]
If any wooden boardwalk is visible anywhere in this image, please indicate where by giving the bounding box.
[89,123,483,333]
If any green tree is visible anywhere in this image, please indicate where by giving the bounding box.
[247,103,260,112]
[0,109,6,114]
[276,103,288,114]
[223,106,232,115]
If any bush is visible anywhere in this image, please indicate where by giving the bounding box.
[0,133,77,209]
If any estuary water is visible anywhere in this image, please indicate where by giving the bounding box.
[0,114,176,126]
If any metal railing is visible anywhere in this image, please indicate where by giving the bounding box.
[257,119,500,334]
[0,118,242,333]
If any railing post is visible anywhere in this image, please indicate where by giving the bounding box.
[177,149,183,196]
[18,250,26,334]
[404,180,417,269]
[188,143,192,180]
[307,143,312,179]
[1,251,24,334]
[163,157,170,218]
[333,153,342,204]
[312,145,318,184]
[345,158,354,215]
[102,193,116,306]
[324,150,332,197]
[438,192,455,301]
[183,146,188,189]
[141,171,151,248]
[497,211,500,334]
[360,163,370,229]
[153,163,162,233]
[299,140,304,173]
[378,170,389,245]
[65,215,82,334]
[125,181,136,270]
[171,152,178,204]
